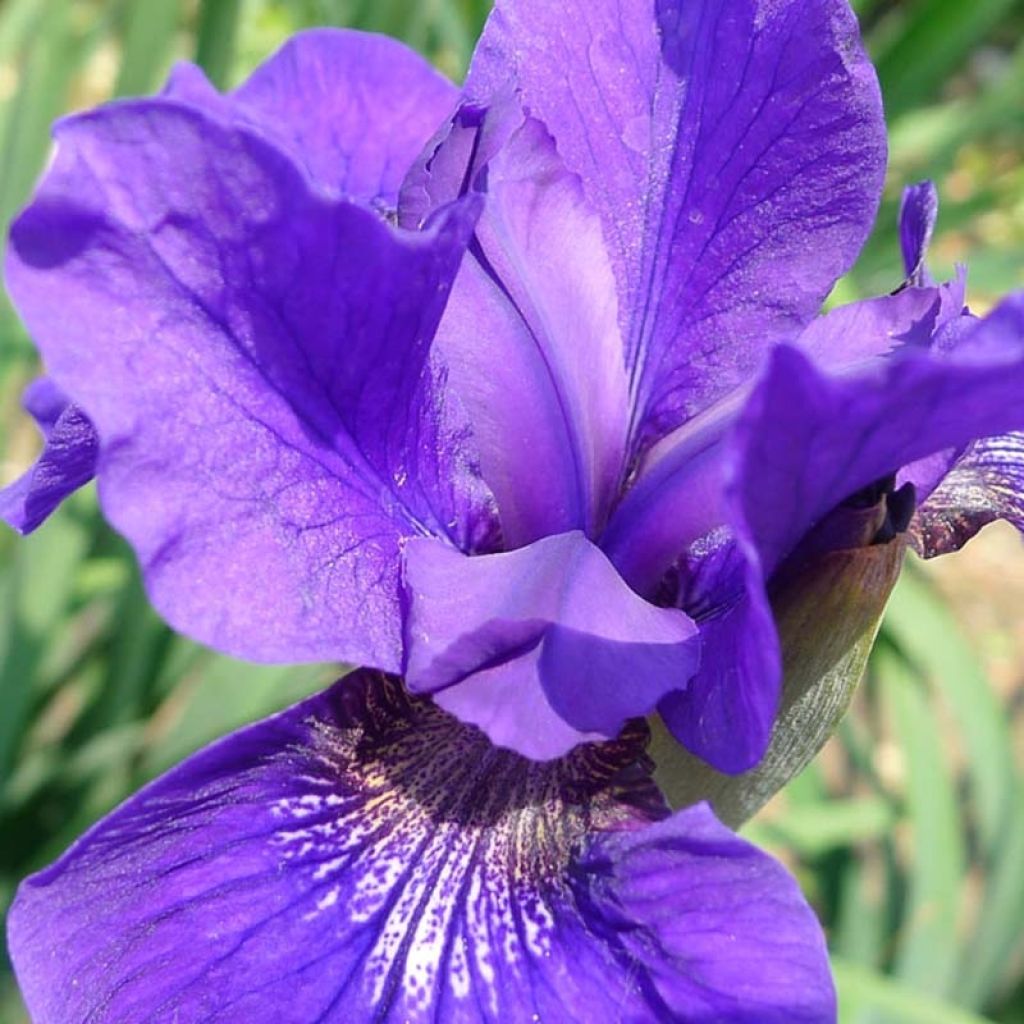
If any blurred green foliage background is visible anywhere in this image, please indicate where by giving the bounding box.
[0,1,1022,1021]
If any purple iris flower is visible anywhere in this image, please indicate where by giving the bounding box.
[4,1,1024,1021]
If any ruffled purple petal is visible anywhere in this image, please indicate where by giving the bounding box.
[9,671,833,1023]
[5,101,492,668]
[576,805,834,1022]
[899,180,939,286]
[733,295,1024,579]
[467,0,886,450]
[0,378,98,533]
[694,298,1024,767]
[165,29,457,207]
[906,309,1024,555]
[602,392,736,596]
[598,285,953,772]
[433,643,608,760]
[604,271,968,582]
[613,294,1024,771]
[21,376,71,434]
[798,274,966,368]
[912,432,1024,556]
[404,532,699,759]
[404,102,630,545]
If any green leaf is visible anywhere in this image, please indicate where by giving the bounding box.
[884,565,1024,1008]
[0,0,39,62]
[0,0,80,231]
[832,850,891,971]
[194,0,242,89]
[879,645,965,998]
[885,567,1014,862]
[139,655,335,778]
[113,0,182,98]
[835,959,997,1024]
[871,0,1020,119]
[753,797,896,859]
[0,501,93,779]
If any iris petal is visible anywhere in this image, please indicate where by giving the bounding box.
[404,532,699,759]
[9,671,833,1023]
[404,102,631,545]
[733,296,1024,579]
[467,0,886,450]
[899,180,939,286]
[6,102,491,668]
[913,430,1024,556]
[661,296,1024,770]
[164,28,458,207]
[615,294,1024,772]
[602,282,966,773]
[603,279,966,596]
[657,535,782,774]
[0,378,98,534]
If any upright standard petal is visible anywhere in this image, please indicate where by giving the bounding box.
[404,103,630,545]
[404,531,699,759]
[10,671,834,1024]
[467,0,886,447]
[0,378,98,533]
[6,102,491,669]
[164,29,458,207]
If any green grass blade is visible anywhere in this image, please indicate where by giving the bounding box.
[0,0,79,230]
[872,0,1019,119]
[194,0,242,89]
[0,502,93,779]
[754,797,896,859]
[885,567,1015,853]
[112,0,182,98]
[835,959,996,1024]
[832,849,891,970]
[883,566,1024,1007]
[0,0,39,62]
[879,646,966,997]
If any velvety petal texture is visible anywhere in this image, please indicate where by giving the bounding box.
[404,531,699,758]
[9,671,834,1024]
[6,102,491,669]
[675,295,1024,771]
[0,378,98,533]
[164,29,458,207]
[598,279,969,773]
[602,274,966,596]
[10,9,1024,1021]
[468,0,886,447]
[797,278,964,367]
